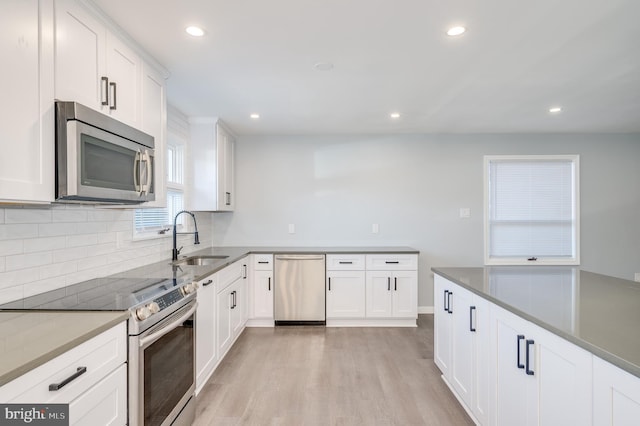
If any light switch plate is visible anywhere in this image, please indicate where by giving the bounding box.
[459,208,470,218]
[288,224,295,234]
[372,223,379,234]
[635,273,640,282]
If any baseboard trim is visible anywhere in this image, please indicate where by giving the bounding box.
[418,306,434,314]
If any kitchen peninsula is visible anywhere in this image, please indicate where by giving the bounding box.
[433,266,640,425]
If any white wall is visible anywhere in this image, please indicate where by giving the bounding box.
[212,133,640,308]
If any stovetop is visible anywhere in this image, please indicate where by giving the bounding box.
[0,275,191,311]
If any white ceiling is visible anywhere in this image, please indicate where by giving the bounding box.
[92,0,640,135]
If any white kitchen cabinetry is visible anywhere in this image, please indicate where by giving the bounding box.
[0,322,127,425]
[0,0,55,203]
[593,356,640,426]
[188,118,236,211]
[249,254,274,325]
[434,275,489,425]
[326,255,365,319]
[489,304,592,426]
[365,255,417,320]
[54,0,140,127]
[216,260,247,359]
[195,273,217,395]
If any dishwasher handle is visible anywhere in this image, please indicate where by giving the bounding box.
[275,255,325,261]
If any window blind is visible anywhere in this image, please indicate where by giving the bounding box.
[486,156,578,263]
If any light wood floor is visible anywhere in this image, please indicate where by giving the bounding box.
[193,315,474,425]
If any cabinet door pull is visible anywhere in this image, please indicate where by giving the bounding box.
[525,339,535,375]
[203,279,213,286]
[444,290,449,312]
[268,277,271,291]
[338,261,353,264]
[328,277,331,291]
[394,277,397,291]
[517,335,525,369]
[230,291,235,309]
[49,366,87,391]
[109,81,117,110]
[447,292,453,314]
[469,306,476,332]
[387,277,391,291]
[385,261,399,264]
[258,261,269,264]
[242,264,247,279]
[101,76,109,106]
[225,192,231,206]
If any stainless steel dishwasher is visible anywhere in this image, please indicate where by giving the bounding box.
[274,254,326,325]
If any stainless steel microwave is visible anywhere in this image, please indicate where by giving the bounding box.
[55,101,155,204]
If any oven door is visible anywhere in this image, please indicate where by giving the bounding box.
[130,300,196,426]
[62,119,155,203]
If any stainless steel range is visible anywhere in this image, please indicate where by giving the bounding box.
[0,275,198,426]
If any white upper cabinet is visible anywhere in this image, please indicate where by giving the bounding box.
[0,0,55,203]
[54,0,160,132]
[189,118,236,211]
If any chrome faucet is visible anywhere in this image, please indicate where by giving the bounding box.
[172,210,200,261]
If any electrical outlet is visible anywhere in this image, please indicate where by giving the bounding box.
[635,273,640,282]
[288,224,295,234]
[372,224,379,234]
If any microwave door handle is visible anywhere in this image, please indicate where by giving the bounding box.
[133,150,142,193]
[143,150,153,196]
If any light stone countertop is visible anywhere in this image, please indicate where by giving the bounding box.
[0,311,129,387]
[432,266,640,378]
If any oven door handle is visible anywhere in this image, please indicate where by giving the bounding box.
[138,302,197,348]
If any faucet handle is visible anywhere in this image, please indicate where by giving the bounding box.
[177,246,184,255]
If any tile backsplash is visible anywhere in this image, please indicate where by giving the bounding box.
[0,205,211,304]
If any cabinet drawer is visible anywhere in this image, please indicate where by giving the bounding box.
[253,254,273,270]
[366,254,417,270]
[69,364,127,426]
[326,255,365,270]
[217,260,244,291]
[0,322,126,404]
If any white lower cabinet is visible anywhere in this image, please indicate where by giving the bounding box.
[490,305,592,426]
[250,254,274,323]
[215,260,247,360]
[195,273,217,394]
[365,270,417,318]
[326,270,366,318]
[0,322,127,425]
[434,275,489,425]
[593,356,640,426]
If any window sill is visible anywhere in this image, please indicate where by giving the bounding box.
[132,231,172,242]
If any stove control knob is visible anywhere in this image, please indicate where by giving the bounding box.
[182,283,196,295]
[135,306,151,321]
[147,302,160,314]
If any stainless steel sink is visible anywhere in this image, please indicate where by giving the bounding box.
[173,255,229,266]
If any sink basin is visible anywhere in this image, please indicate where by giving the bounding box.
[174,255,229,266]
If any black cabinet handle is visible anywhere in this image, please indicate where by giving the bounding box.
[338,261,353,264]
[387,277,391,291]
[394,277,397,291]
[444,290,449,312]
[268,277,271,291]
[328,277,331,291]
[517,335,525,369]
[230,291,236,309]
[49,367,87,391]
[109,81,117,110]
[242,265,247,279]
[203,279,213,287]
[385,261,399,264]
[101,76,109,105]
[447,292,453,314]
[526,339,535,375]
[258,261,269,264]
[226,192,231,206]
[469,306,476,332]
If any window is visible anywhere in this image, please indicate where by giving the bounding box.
[134,130,186,237]
[484,155,579,265]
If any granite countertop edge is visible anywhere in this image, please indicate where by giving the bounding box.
[432,267,640,379]
[0,311,129,387]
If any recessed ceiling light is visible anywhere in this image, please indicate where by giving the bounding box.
[446,26,466,36]
[549,107,562,113]
[250,113,260,119]
[185,26,205,37]
[390,113,401,119]
[313,62,334,71]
